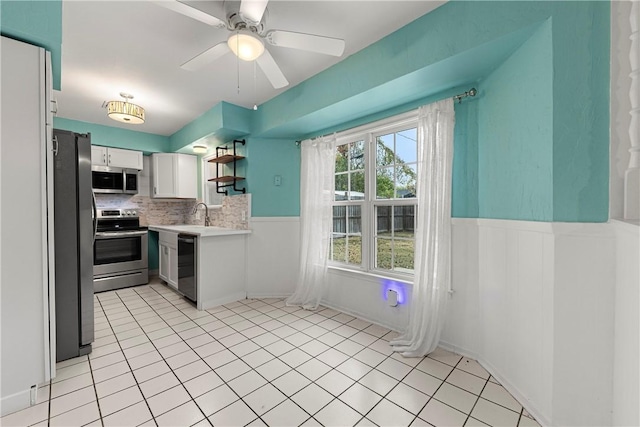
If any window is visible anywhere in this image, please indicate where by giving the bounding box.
[329,112,418,277]
[202,154,225,207]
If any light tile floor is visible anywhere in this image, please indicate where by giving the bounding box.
[1,280,542,427]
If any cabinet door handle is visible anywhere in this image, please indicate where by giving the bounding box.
[108,154,111,164]
[154,186,157,195]
[50,99,58,115]
[52,135,59,156]
[103,153,106,164]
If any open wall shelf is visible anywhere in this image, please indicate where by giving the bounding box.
[207,139,246,194]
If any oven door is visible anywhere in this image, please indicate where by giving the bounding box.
[94,230,148,276]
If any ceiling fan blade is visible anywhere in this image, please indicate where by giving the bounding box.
[239,0,269,25]
[266,30,345,57]
[181,42,230,71]
[150,0,226,28]
[256,49,288,89]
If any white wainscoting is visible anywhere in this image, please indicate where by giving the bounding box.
[612,220,640,427]
[443,219,620,427]
[247,217,300,298]
[246,216,638,426]
[324,268,411,332]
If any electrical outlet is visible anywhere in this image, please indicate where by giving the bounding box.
[30,385,37,405]
[274,175,282,186]
[241,210,246,221]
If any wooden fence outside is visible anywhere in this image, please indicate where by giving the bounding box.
[333,205,415,234]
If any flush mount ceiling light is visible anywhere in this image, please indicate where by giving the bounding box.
[106,92,145,124]
[227,30,265,61]
[193,145,208,154]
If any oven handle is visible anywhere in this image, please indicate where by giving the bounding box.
[95,230,148,239]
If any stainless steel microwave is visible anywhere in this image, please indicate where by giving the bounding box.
[92,166,138,194]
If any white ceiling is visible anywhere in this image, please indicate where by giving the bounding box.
[57,0,445,136]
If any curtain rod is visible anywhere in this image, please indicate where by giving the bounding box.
[453,87,477,103]
[295,87,478,145]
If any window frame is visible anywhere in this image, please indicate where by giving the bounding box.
[201,153,224,209]
[329,110,419,280]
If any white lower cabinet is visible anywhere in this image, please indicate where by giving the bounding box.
[158,231,178,289]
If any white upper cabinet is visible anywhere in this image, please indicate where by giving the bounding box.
[152,153,197,199]
[91,146,108,166]
[91,146,143,170]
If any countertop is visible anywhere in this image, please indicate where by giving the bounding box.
[148,224,251,237]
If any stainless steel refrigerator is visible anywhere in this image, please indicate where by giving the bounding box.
[53,129,95,361]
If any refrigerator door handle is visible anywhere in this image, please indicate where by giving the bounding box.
[91,190,97,245]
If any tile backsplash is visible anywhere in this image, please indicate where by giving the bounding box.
[95,194,250,230]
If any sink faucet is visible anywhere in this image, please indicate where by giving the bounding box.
[193,202,210,226]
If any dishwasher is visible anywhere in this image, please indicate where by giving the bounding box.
[177,234,197,302]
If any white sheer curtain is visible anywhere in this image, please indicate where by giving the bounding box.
[391,98,455,357]
[286,134,336,310]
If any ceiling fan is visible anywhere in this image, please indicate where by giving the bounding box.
[152,0,346,89]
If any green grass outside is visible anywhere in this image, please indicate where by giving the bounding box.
[331,231,414,271]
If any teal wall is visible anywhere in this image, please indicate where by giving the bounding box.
[1,0,62,89]
[246,138,301,217]
[54,117,170,154]
[247,1,609,222]
[169,102,252,153]
[551,3,610,222]
[33,1,609,222]
[452,99,479,218]
[478,20,554,221]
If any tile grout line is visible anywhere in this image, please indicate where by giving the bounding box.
[85,353,105,427]
[112,286,213,425]
[48,282,530,427]
[97,292,159,427]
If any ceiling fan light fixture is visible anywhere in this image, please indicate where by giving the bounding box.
[228,31,265,61]
[107,92,145,124]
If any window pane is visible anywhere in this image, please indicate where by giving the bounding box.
[335,174,348,201]
[376,166,394,199]
[336,144,348,173]
[376,206,392,234]
[376,134,395,168]
[350,140,365,171]
[205,182,224,206]
[331,234,346,263]
[393,239,414,271]
[333,206,346,234]
[396,128,417,164]
[376,237,392,270]
[331,205,361,266]
[348,235,362,265]
[348,205,362,234]
[350,171,365,199]
[397,163,417,198]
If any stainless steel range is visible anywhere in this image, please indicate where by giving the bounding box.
[94,208,148,292]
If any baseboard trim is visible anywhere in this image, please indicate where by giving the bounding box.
[199,292,247,310]
[439,340,549,427]
[0,387,32,418]
[247,293,292,299]
[320,300,402,333]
